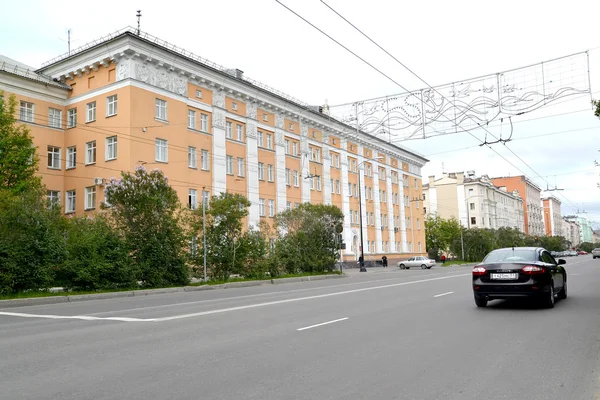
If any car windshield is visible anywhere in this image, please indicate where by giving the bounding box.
[483,249,537,263]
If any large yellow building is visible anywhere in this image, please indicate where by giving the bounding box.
[0,28,428,261]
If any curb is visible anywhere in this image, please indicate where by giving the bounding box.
[0,273,347,309]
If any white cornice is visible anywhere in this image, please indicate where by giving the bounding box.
[0,73,69,105]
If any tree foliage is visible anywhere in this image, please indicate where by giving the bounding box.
[104,166,189,287]
[0,92,41,194]
[425,215,461,259]
[593,99,600,118]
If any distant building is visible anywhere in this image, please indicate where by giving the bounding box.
[491,176,544,236]
[564,215,593,244]
[542,195,563,237]
[424,171,524,231]
[561,218,580,249]
[592,230,600,245]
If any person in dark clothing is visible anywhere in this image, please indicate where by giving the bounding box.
[358,255,364,267]
[441,254,446,265]
[382,255,388,267]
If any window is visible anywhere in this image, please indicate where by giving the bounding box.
[380,168,386,180]
[86,101,96,122]
[471,217,477,225]
[353,184,358,197]
[294,170,299,187]
[286,168,291,186]
[383,191,386,202]
[226,121,233,139]
[414,178,418,189]
[201,150,209,170]
[189,189,198,210]
[155,138,168,162]
[188,147,197,168]
[47,146,61,169]
[331,178,335,194]
[106,136,117,160]
[154,99,167,120]
[258,131,264,147]
[366,164,372,177]
[196,89,203,99]
[237,158,245,177]
[417,219,421,230]
[336,180,340,194]
[85,186,96,210]
[106,95,118,116]
[316,176,321,191]
[267,164,274,182]
[289,123,294,130]
[292,142,298,156]
[66,190,76,213]
[286,201,292,211]
[310,177,314,190]
[470,202,475,210]
[188,110,196,129]
[232,102,238,111]
[295,203,300,209]
[263,113,268,122]
[259,199,265,216]
[258,163,265,180]
[226,155,234,175]
[266,134,273,149]
[19,101,34,122]
[66,146,76,169]
[47,190,60,207]
[200,114,208,131]
[67,108,77,128]
[85,141,96,165]
[407,217,411,229]
[418,242,422,253]
[284,139,290,154]
[236,124,243,141]
[268,199,275,217]
[468,188,474,196]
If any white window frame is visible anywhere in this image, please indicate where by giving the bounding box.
[268,199,275,217]
[236,124,243,141]
[106,95,118,117]
[266,133,273,149]
[19,101,34,122]
[86,101,96,122]
[284,139,290,154]
[259,198,265,216]
[47,190,60,207]
[189,189,198,210]
[232,102,238,111]
[267,164,274,182]
[292,142,298,156]
[200,114,208,132]
[155,99,167,120]
[263,113,268,122]
[258,131,264,147]
[201,149,209,170]
[237,157,245,177]
[188,147,197,168]
[106,136,117,161]
[286,201,292,211]
[310,177,314,190]
[331,178,334,194]
[66,146,76,169]
[316,176,321,191]
[202,190,210,206]
[188,110,196,129]
[226,121,233,139]
[286,168,291,186]
[155,138,168,162]
[336,180,340,194]
[196,89,203,99]
[47,146,61,169]
[294,170,299,187]
[85,186,96,210]
[67,108,77,128]
[85,141,96,165]
[258,162,265,180]
[226,155,234,175]
[65,190,76,213]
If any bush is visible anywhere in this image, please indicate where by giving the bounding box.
[56,216,137,291]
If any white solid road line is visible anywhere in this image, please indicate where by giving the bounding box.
[0,273,469,323]
[297,317,349,331]
[0,311,155,322]
[434,292,454,298]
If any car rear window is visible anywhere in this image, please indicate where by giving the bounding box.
[483,249,537,263]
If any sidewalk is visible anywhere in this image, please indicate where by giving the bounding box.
[340,262,478,275]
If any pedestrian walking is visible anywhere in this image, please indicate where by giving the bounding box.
[382,255,388,268]
[441,254,446,265]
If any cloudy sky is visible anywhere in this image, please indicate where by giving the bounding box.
[2,0,599,225]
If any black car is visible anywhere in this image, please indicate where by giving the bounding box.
[472,247,567,308]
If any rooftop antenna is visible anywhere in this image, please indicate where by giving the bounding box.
[136,10,142,35]
[58,29,77,56]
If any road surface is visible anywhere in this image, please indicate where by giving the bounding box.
[2,256,600,400]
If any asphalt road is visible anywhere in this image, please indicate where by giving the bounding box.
[2,257,600,400]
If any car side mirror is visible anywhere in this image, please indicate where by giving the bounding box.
[558,259,566,265]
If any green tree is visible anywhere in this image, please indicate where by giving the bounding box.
[0,189,66,293]
[593,99,600,118]
[494,227,525,248]
[0,92,41,194]
[274,203,344,274]
[579,242,596,253]
[425,214,461,260]
[56,215,137,291]
[104,166,189,287]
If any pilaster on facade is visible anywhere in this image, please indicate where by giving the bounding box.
[339,139,353,258]
[398,172,408,253]
[322,131,332,205]
[386,166,396,252]
[212,89,227,195]
[275,129,287,214]
[372,166,383,253]
[298,120,311,204]
[245,117,260,229]
[356,144,368,255]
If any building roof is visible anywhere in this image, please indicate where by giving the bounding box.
[0,55,71,90]
[36,27,428,164]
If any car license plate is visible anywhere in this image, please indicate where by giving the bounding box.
[491,273,518,280]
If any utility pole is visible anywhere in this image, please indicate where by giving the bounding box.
[136,10,142,35]
[202,186,207,282]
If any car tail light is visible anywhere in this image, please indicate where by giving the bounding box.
[472,266,486,276]
[522,265,545,274]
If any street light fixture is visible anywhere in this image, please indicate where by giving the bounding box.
[357,156,384,272]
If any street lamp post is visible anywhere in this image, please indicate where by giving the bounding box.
[202,186,207,282]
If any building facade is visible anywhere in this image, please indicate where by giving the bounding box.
[561,218,581,249]
[0,28,428,261]
[424,171,524,231]
[491,176,544,236]
[542,195,563,237]
[564,215,593,244]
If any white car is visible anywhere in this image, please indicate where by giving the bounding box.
[398,256,436,270]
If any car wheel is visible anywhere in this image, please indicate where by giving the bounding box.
[474,295,487,308]
[399,264,405,269]
[427,266,432,269]
[558,277,567,300]
[406,266,410,270]
[542,282,555,308]
[421,264,427,269]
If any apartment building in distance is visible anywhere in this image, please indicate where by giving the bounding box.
[424,171,524,231]
[564,215,593,244]
[561,219,581,249]
[0,28,428,262]
[542,195,563,237]
[491,175,544,236]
